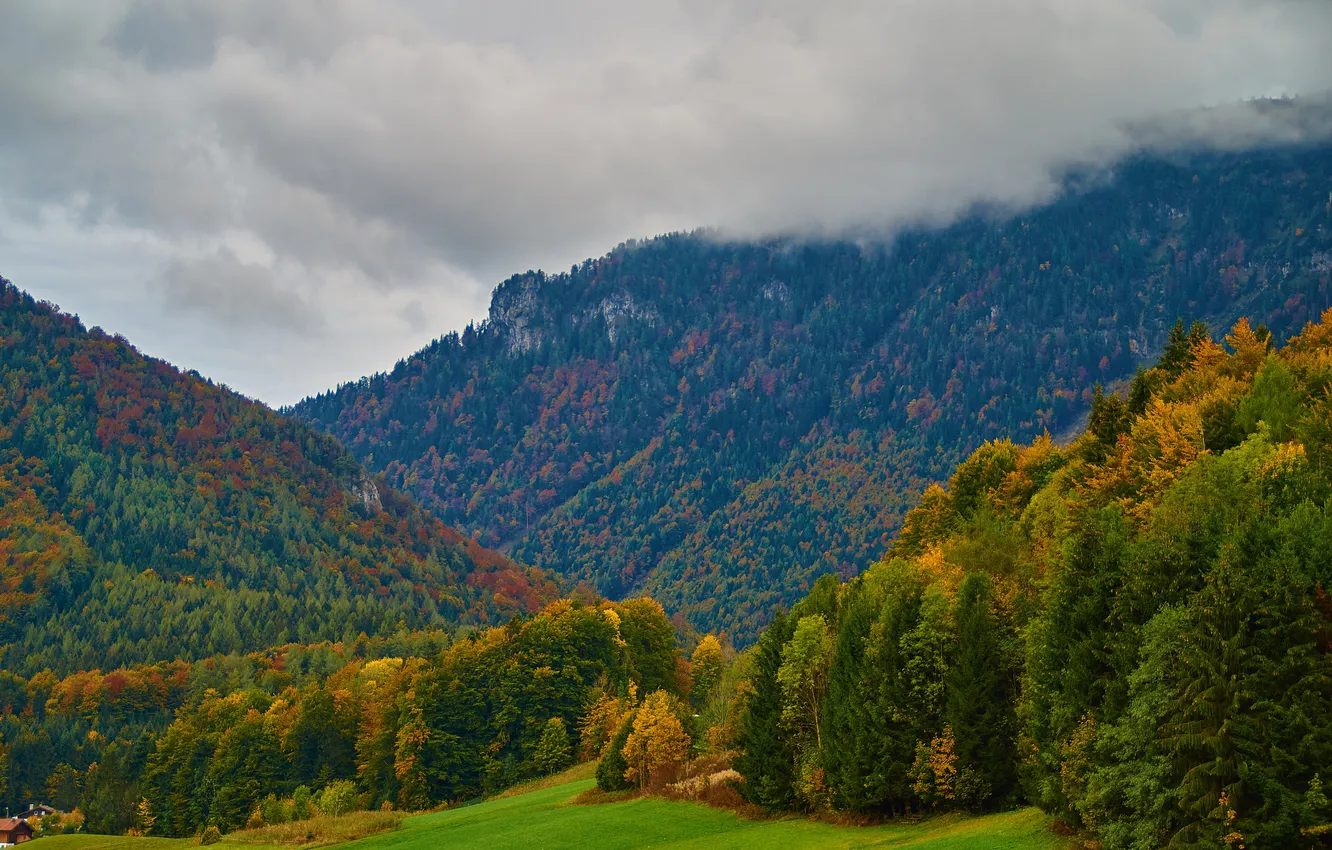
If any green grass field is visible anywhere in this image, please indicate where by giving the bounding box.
[38,777,1065,850]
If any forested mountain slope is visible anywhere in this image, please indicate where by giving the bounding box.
[296,145,1332,641]
[0,596,686,830]
[733,313,1332,848]
[0,280,559,676]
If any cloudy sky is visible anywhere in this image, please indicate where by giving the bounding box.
[3,0,1331,405]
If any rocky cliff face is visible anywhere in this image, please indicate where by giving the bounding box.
[584,292,659,343]
[351,470,383,515]
[489,276,547,354]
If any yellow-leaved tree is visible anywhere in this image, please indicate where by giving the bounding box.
[622,690,689,789]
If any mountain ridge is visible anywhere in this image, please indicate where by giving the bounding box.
[0,279,560,676]
[295,145,1332,642]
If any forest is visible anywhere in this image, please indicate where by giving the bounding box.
[0,595,693,833]
[730,314,1332,848]
[295,145,1332,642]
[7,311,1331,850]
[0,280,559,677]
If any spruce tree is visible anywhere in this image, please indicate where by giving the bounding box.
[945,573,1017,811]
[735,612,798,809]
[821,581,876,811]
[595,712,635,792]
[865,581,930,812]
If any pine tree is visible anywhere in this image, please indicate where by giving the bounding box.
[945,573,1017,811]
[735,612,798,809]
[821,582,877,811]
[1087,384,1130,455]
[1163,563,1253,848]
[595,712,635,792]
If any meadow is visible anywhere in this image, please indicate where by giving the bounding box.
[37,773,1065,850]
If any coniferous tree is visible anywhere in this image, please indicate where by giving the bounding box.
[735,612,798,809]
[945,573,1016,811]
[595,712,635,792]
[821,582,877,812]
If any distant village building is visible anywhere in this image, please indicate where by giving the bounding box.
[14,806,55,824]
[0,818,33,846]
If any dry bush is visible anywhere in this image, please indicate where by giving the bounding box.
[570,786,640,806]
[698,778,748,811]
[224,810,404,846]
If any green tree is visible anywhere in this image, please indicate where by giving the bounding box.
[1239,355,1302,440]
[81,744,136,835]
[945,573,1017,811]
[595,712,635,792]
[290,785,314,821]
[735,612,798,809]
[1087,384,1130,456]
[316,780,358,817]
[777,615,834,751]
[821,580,879,812]
[689,635,724,711]
[616,599,682,697]
[45,763,82,812]
[532,717,572,776]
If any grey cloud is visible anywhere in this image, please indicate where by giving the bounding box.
[158,249,320,333]
[108,1,219,71]
[2,0,1332,404]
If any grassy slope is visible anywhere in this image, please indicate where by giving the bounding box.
[362,779,1064,850]
[38,778,1063,850]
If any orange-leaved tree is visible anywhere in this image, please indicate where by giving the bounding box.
[622,690,689,789]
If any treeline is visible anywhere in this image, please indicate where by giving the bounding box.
[296,145,1332,643]
[0,597,709,835]
[730,316,1332,848]
[0,279,560,678]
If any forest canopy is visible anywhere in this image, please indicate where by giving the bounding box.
[0,279,560,677]
[731,313,1332,848]
[297,146,1332,642]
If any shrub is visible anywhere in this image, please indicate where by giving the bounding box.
[317,780,359,817]
[200,825,222,845]
[260,794,289,826]
[290,786,313,821]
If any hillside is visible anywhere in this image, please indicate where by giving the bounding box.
[295,145,1332,640]
[733,313,1332,847]
[34,774,1065,849]
[0,280,559,676]
[0,596,685,830]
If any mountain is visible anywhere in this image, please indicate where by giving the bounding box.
[295,145,1332,642]
[0,279,559,676]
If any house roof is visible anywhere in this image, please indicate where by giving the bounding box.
[0,818,32,831]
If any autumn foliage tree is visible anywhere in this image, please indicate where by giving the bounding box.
[622,691,690,790]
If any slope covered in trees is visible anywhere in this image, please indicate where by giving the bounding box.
[731,313,1332,848]
[296,145,1332,641]
[0,597,689,833]
[0,280,559,676]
